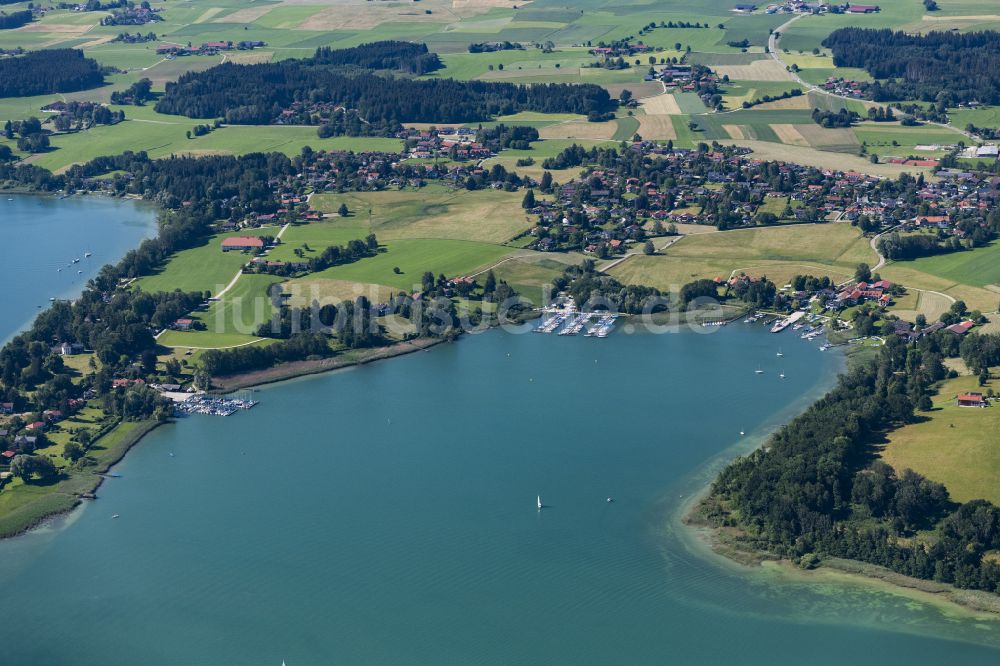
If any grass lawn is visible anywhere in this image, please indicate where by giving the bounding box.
[267,221,372,262]
[881,370,1000,505]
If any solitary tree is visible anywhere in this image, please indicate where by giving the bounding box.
[338,203,349,217]
[855,262,872,282]
[643,240,655,255]
[522,189,536,209]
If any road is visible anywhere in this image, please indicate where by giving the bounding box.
[766,14,974,142]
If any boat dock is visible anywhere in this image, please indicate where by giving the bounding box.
[535,310,617,338]
[175,392,258,416]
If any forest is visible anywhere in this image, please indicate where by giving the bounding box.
[822,28,1000,107]
[311,41,441,75]
[706,331,1000,594]
[155,54,614,128]
[0,9,32,29]
[0,49,105,97]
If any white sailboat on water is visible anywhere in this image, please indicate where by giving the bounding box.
[537,495,543,510]
[776,347,784,357]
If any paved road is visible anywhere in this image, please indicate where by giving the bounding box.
[766,14,974,143]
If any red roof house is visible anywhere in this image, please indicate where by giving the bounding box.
[957,392,987,407]
[221,237,265,252]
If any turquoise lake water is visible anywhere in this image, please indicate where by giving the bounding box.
[0,194,156,342]
[0,313,999,663]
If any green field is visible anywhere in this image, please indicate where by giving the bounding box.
[311,186,534,245]
[303,238,513,291]
[881,370,1000,505]
[134,228,281,295]
[894,241,1000,290]
[608,223,875,291]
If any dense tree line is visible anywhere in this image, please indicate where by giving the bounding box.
[475,124,539,151]
[312,41,441,75]
[199,332,333,377]
[468,41,524,53]
[811,107,859,128]
[155,60,615,127]
[0,10,32,30]
[707,331,1000,594]
[822,28,1000,107]
[0,49,105,97]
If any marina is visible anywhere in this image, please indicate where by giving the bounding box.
[535,308,618,338]
[174,393,258,416]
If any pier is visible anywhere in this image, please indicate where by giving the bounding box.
[535,309,618,338]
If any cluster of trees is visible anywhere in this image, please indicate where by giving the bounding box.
[866,105,896,122]
[811,107,859,128]
[679,279,719,306]
[306,235,378,273]
[199,332,333,377]
[0,9,32,30]
[468,41,524,53]
[155,59,615,129]
[312,41,441,75]
[316,108,394,138]
[110,78,154,105]
[4,117,49,153]
[707,328,1000,593]
[475,124,539,152]
[878,231,963,260]
[110,31,157,43]
[0,48,105,97]
[49,103,125,132]
[822,28,1000,107]
[555,261,668,314]
[791,274,833,292]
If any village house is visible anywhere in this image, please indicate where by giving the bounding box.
[957,392,987,408]
[221,237,266,252]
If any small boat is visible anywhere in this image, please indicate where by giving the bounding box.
[84,251,93,258]
[606,497,614,503]
[49,297,55,301]
[57,268,62,272]
[112,514,120,519]
[537,495,543,510]
[72,258,80,264]
[77,270,83,274]
[740,431,745,436]
[779,371,786,379]
[755,367,764,374]
[168,452,175,457]
[776,348,784,357]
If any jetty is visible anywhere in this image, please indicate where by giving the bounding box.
[770,311,806,333]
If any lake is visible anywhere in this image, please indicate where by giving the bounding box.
[0,319,998,664]
[0,193,156,342]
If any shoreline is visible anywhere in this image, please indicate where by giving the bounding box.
[0,337,448,540]
[683,494,1000,620]
[0,420,163,540]
[209,336,447,392]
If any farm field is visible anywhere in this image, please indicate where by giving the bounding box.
[311,187,534,245]
[881,370,1000,505]
[608,223,874,292]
